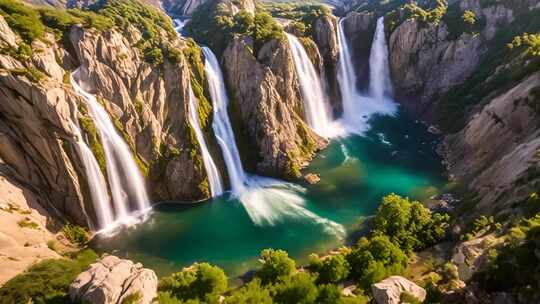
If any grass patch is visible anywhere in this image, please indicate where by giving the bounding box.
[17,217,39,230]
[62,223,89,245]
[0,249,98,304]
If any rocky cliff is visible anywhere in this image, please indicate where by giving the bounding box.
[222,35,326,178]
[0,5,218,228]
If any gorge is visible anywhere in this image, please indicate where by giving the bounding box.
[0,0,539,302]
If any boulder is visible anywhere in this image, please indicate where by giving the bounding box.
[372,276,426,304]
[69,255,157,304]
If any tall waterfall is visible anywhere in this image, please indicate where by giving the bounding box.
[202,47,345,237]
[336,18,396,135]
[187,85,224,197]
[285,33,333,138]
[369,17,393,102]
[71,122,114,229]
[71,69,151,227]
[202,47,247,195]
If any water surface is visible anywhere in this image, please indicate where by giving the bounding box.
[93,110,446,280]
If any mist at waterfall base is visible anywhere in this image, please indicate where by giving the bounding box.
[93,110,445,279]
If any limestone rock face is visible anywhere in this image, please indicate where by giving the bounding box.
[388,19,484,116]
[312,15,341,109]
[443,72,540,218]
[69,25,211,201]
[372,276,426,304]
[69,255,158,304]
[222,36,325,178]
[452,234,504,281]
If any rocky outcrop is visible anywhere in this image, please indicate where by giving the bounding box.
[222,36,325,178]
[443,72,540,219]
[69,255,158,304]
[312,15,341,111]
[372,276,426,304]
[69,25,214,201]
[342,11,376,93]
[452,234,504,281]
[388,19,485,116]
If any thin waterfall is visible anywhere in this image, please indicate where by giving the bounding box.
[202,47,345,237]
[71,122,114,229]
[285,33,333,138]
[186,84,224,197]
[369,16,393,102]
[71,69,151,226]
[336,18,396,135]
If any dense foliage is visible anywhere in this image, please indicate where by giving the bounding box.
[372,194,450,252]
[187,0,283,55]
[404,0,448,25]
[0,250,98,304]
[263,2,331,37]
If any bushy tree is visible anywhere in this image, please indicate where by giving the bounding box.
[271,272,319,304]
[507,32,540,57]
[224,279,272,304]
[405,0,448,25]
[159,263,227,303]
[257,249,296,285]
[316,284,342,304]
[346,235,408,288]
[313,254,350,284]
[373,194,449,252]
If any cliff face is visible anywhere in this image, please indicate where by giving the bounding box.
[443,71,540,220]
[0,14,215,226]
[222,36,325,178]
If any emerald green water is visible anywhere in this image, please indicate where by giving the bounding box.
[93,111,446,280]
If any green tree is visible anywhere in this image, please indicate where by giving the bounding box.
[224,279,272,304]
[346,235,408,288]
[316,284,342,304]
[257,249,296,285]
[314,254,350,284]
[271,272,318,304]
[373,194,449,252]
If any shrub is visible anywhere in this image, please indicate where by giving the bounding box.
[17,217,39,229]
[313,254,350,284]
[507,32,540,57]
[372,194,449,252]
[271,272,319,304]
[224,279,272,304]
[404,0,448,25]
[0,249,98,304]
[62,223,89,245]
[0,0,45,42]
[159,263,228,303]
[346,235,408,289]
[256,249,296,285]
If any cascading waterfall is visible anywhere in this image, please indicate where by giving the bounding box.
[71,122,114,229]
[369,16,393,102]
[173,19,187,35]
[71,69,151,228]
[336,18,396,135]
[202,47,248,194]
[187,85,224,197]
[202,47,345,237]
[285,33,333,138]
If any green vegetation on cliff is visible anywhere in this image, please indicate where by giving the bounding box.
[187,0,283,55]
[263,2,331,37]
[0,249,98,304]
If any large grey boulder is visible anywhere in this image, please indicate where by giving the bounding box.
[69,255,158,304]
[372,276,426,304]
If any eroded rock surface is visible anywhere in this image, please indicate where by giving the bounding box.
[69,255,157,304]
[372,276,427,304]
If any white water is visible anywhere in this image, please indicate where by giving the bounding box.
[369,17,393,102]
[71,69,151,228]
[173,19,187,34]
[336,18,397,135]
[202,47,345,237]
[286,33,334,138]
[71,122,114,229]
[187,85,224,197]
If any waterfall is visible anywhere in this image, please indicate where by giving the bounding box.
[336,18,397,135]
[71,69,151,227]
[202,47,248,195]
[369,17,393,102]
[187,85,224,197]
[173,19,187,35]
[71,122,114,229]
[285,33,333,138]
[202,47,345,236]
